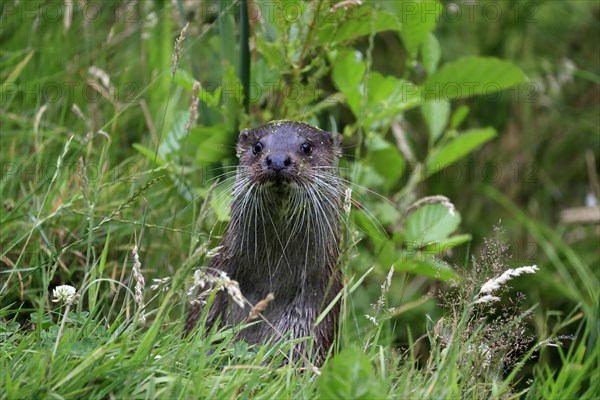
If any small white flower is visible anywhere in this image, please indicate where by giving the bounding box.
[191,269,245,309]
[365,314,379,326]
[478,265,539,295]
[473,295,501,305]
[206,246,223,259]
[52,285,77,304]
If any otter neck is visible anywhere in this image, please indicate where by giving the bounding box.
[225,183,341,293]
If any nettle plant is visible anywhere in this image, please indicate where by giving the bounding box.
[138,1,526,314]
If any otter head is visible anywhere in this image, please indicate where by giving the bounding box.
[236,121,342,187]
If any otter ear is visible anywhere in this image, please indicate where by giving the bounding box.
[236,129,251,158]
[328,131,342,147]
[334,132,343,147]
[239,128,251,142]
[328,131,343,157]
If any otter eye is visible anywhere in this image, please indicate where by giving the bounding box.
[253,142,263,155]
[301,142,312,154]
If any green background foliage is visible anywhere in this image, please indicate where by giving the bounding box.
[1,0,598,398]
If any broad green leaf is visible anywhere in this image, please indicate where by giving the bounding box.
[377,239,396,269]
[405,204,461,245]
[363,73,423,127]
[175,70,223,107]
[395,257,457,281]
[255,35,286,70]
[221,64,243,127]
[316,7,401,45]
[351,205,388,242]
[366,134,404,188]
[422,57,527,101]
[132,144,165,166]
[318,346,387,400]
[174,69,196,91]
[251,58,280,104]
[158,111,190,161]
[210,182,232,221]
[398,0,442,57]
[332,50,365,115]
[424,233,472,253]
[422,33,441,74]
[450,104,470,128]
[191,124,233,163]
[426,127,496,173]
[421,100,450,143]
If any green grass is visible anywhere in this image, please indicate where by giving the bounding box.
[1,1,599,399]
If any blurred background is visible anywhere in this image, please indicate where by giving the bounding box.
[1,0,598,384]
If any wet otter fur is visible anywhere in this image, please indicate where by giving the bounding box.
[185,121,344,365]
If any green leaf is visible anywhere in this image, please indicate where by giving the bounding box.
[421,100,450,143]
[331,50,365,115]
[191,124,233,164]
[426,127,496,173]
[210,180,233,221]
[352,207,385,242]
[424,233,472,253]
[395,257,457,281]
[422,33,441,74]
[0,50,34,92]
[89,230,110,312]
[318,346,387,400]
[316,7,401,46]
[174,69,196,91]
[398,0,442,57]
[362,73,423,127]
[422,57,527,101]
[405,204,461,245]
[157,111,191,162]
[132,144,165,166]
[174,70,222,107]
[251,58,280,104]
[366,134,404,188]
[255,36,286,70]
[450,104,470,128]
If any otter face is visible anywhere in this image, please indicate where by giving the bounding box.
[237,121,342,186]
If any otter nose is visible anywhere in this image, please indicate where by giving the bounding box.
[266,154,291,172]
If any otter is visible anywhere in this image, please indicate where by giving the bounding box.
[185,120,344,365]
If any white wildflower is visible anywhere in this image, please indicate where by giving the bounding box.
[52,285,77,304]
[375,265,394,310]
[473,295,501,305]
[218,271,245,309]
[150,277,170,292]
[206,245,223,259]
[478,265,539,295]
[466,342,492,369]
[365,314,379,326]
[343,187,352,217]
[132,245,146,323]
[191,269,245,309]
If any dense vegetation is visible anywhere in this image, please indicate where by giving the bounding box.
[1,1,598,398]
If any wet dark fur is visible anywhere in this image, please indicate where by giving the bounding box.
[185,121,344,365]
